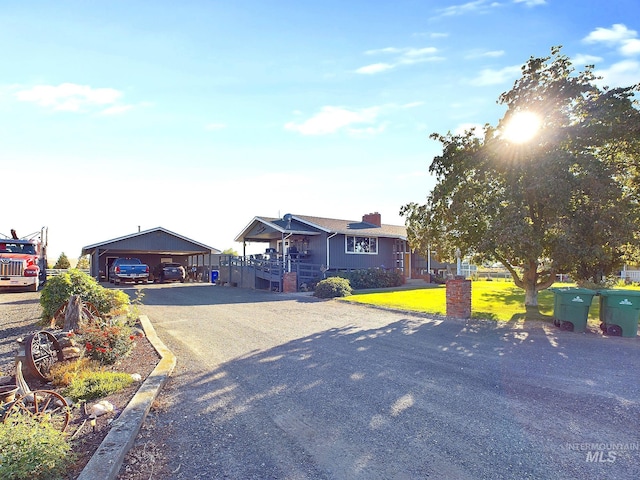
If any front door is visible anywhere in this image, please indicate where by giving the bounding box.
[404,253,411,279]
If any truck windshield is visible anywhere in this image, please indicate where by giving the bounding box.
[0,243,35,254]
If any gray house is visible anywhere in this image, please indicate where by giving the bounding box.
[231,212,412,291]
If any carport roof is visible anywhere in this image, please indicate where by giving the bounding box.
[81,227,220,256]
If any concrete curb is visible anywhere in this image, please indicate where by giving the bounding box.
[77,315,176,480]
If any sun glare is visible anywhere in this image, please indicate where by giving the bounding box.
[502,111,541,144]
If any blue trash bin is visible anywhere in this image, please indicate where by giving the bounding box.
[210,270,219,283]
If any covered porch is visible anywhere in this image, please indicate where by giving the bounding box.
[233,214,325,291]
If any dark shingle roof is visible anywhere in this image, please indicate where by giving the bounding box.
[261,214,407,239]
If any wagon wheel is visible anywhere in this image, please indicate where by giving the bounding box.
[24,331,64,381]
[2,390,70,432]
[50,301,101,329]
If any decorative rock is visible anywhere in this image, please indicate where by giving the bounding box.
[131,327,145,338]
[130,373,142,382]
[90,400,114,417]
[62,346,82,359]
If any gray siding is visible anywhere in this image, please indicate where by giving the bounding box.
[328,235,397,270]
[99,233,207,253]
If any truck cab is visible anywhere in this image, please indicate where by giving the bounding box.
[0,229,48,292]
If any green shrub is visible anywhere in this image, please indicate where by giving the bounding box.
[76,320,137,365]
[0,413,74,480]
[314,277,352,298]
[39,269,130,323]
[332,268,404,290]
[62,370,134,402]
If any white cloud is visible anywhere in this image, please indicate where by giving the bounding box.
[401,101,424,109]
[583,24,636,45]
[482,50,505,58]
[403,47,438,58]
[284,106,381,136]
[583,24,640,58]
[411,32,450,39]
[348,122,389,137]
[469,64,522,86]
[513,0,546,6]
[466,50,505,59]
[15,83,123,112]
[365,47,401,55]
[356,46,441,74]
[620,38,640,56]
[571,53,603,67]
[594,60,640,88]
[436,0,499,17]
[356,63,395,74]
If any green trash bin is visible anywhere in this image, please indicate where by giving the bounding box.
[549,287,597,333]
[597,290,640,338]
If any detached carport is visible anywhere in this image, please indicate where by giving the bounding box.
[81,227,220,283]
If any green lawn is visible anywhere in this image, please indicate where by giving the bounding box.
[342,280,640,324]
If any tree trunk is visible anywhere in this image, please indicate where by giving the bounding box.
[524,286,538,307]
[63,295,83,332]
[522,263,539,307]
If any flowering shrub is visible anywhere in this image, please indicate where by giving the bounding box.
[76,323,138,365]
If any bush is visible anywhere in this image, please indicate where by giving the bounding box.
[76,320,137,365]
[314,277,352,298]
[332,268,404,290]
[0,413,74,480]
[39,269,130,323]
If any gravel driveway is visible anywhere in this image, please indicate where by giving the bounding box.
[119,283,639,480]
[0,290,43,378]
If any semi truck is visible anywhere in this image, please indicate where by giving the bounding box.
[0,228,48,292]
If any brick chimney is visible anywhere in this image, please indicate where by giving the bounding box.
[362,212,381,227]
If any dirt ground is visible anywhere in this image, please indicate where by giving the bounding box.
[0,290,159,479]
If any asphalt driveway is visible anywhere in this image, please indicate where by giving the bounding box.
[129,283,639,480]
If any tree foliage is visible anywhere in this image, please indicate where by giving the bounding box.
[53,252,70,269]
[402,46,640,306]
[76,254,90,269]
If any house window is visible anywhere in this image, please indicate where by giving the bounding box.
[346,236,378,254]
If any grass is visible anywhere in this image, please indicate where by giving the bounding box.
[342,280,640,323]
[50,358,134,402]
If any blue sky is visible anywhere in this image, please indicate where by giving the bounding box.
[2,0,639,261]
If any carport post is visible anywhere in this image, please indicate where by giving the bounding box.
[209,252,213,282]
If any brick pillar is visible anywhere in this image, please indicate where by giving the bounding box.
[283,272,297,293]
[446,277,472,319]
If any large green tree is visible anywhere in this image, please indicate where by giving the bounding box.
[402,47,640,306]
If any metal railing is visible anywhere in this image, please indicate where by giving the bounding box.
[46,269,91,277]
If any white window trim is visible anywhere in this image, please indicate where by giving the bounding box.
[345,235,378,255]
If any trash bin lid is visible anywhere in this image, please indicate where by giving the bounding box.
[597,289,640,298]
[549,287,597,295]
